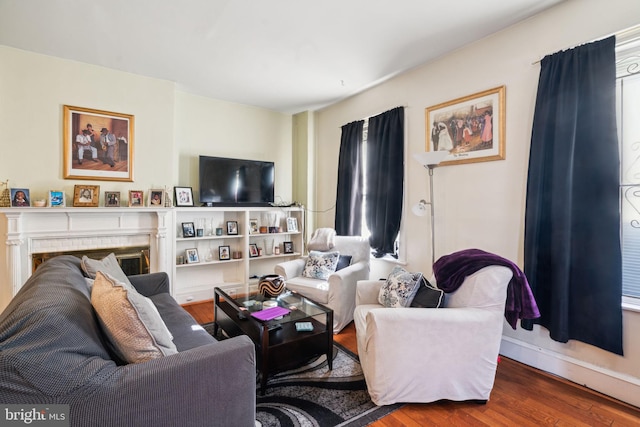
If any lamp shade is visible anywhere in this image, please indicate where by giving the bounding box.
[412,199,428,217]
[412,151,449,168]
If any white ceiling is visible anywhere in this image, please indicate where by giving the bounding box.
[0,0,565,114]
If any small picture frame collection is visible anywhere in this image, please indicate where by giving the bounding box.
[73,185,100,207]
[219,245,230,260]
[283,241,294,254]
[185,248,199,264]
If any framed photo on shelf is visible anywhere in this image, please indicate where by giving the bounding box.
[148,189,164,206]
[249,218,259,234]
[286,217,298,232]
[128,190,143,207]
[283,241,294,254]
[72,184,100,207]
[174,186,194,207]
[62,105,134,182]
[249,243,259,258]
[48,190,65,207]
[185,248,199,264]
[425,85,505,166]
[219,245,231,260]
[227,221,238,235]
[10,188,31,207]
[182,222,196,238]
[104,191,120,207]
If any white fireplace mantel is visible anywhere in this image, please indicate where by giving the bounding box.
[0,207,173,311]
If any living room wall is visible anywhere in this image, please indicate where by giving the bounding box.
[0,46,293,204]
[312,0,640,406]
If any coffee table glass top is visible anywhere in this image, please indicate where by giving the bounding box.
[229,290,330,326]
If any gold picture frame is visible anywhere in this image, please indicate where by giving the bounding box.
[425,86,505,166]
[63,105,134,181]
[72,184,100,207]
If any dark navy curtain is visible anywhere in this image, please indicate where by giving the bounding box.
[366,107,404,258]
[523,36,623,355]
[335,120,364,236]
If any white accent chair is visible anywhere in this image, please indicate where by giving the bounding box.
[353,266,512,406]
[275,236,370,333]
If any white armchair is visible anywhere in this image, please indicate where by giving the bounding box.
[275,236,370,333]
[353,265,512,406]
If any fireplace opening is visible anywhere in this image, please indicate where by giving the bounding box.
[32,246,150,276]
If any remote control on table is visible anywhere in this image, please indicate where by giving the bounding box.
[295,322,313,332]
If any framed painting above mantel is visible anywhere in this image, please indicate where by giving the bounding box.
[425,86,505,166]
[63,105,134,181]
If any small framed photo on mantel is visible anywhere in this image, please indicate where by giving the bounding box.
[73,184,100,207]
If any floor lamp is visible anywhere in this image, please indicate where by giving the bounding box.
[412,151,448,266]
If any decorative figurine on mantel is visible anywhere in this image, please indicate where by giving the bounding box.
[0,180,10,208]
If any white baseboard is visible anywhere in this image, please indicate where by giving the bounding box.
[500,336,640,408]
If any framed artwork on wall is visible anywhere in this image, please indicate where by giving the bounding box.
[63,105,134,181]
[72,185,100,207]
[425,85,505,166]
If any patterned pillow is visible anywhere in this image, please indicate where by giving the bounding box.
[91,271,177,363]
[302,250,340,280]
[410,276,444,308]
[378,266,423,308]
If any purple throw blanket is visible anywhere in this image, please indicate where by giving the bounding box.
[433,249,540,329]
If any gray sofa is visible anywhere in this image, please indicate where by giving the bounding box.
[0,255,256,427]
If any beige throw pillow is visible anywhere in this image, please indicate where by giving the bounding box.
[91,271,177,363]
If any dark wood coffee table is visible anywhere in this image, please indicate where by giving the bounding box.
[213,287,333,394]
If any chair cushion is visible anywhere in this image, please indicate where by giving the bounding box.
[302,250,340,280]
[91,271,177,363]
[283,276,329,304]
[378,266,423,308]
[410,277,444,308]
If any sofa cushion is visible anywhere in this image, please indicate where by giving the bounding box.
[150,293,217,351]
[91,271,177,363]
[410,277,444,308]
[378,266,422,308]
[82,253,131,286]
[302,250,340,280]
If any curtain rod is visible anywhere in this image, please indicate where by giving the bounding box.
[531,24,640,66]
[339,105,408,128]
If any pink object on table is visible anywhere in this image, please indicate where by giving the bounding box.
[250,306,290,321]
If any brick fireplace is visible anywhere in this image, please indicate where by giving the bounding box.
[0,207,172,311]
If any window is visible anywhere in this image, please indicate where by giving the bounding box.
[616,29,640,299]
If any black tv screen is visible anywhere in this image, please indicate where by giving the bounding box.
[199,156,274,206]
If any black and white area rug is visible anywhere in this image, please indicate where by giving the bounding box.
[202,323,403,426]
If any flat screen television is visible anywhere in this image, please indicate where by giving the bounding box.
[199,155,274,207]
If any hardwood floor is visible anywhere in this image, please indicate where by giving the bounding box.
[182,300,640,426]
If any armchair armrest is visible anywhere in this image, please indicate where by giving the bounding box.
[360,306,504,369]
[356,280,384,305]
[80,335,256,427]
[128,272,170,297]
[274,258,306,280]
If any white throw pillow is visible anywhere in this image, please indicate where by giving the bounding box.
[91,271,177,363]
[378,266,423,308]
[302,250,340,280]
